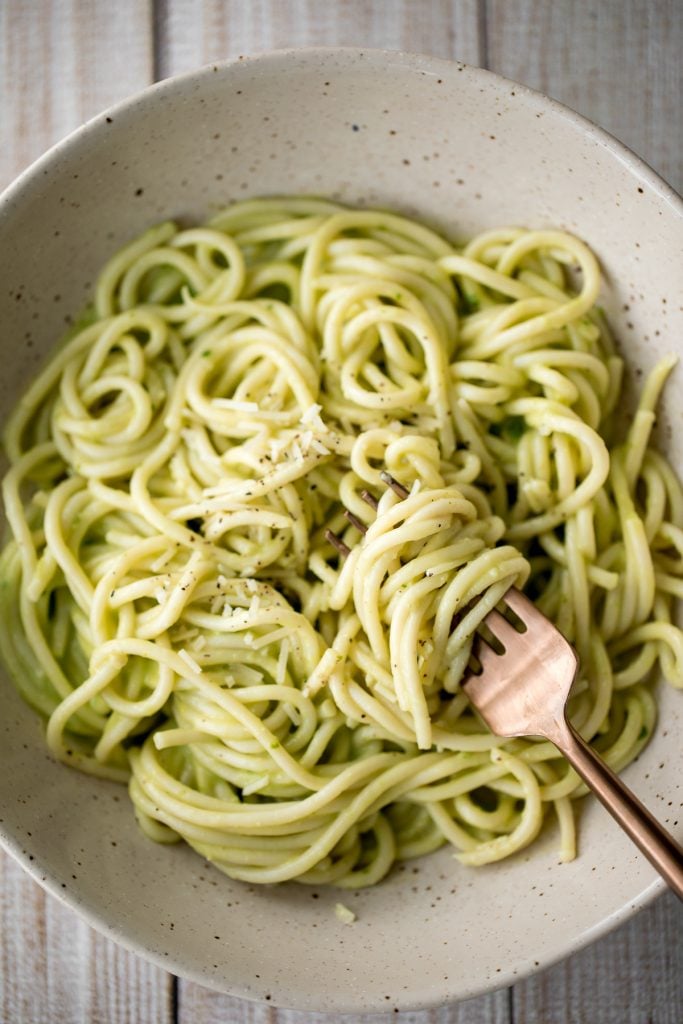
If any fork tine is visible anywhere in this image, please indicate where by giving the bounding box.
[482,607,523,650]
[500,586,534,624]
[325,528,351,557]
[343,509,368,534]
[379,470,410,499]
[470,634,503,673]
[328,469,411,559]
[360,489,379,510]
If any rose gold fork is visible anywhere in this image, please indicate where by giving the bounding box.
[327,472,683,899]
[462,586,683,900]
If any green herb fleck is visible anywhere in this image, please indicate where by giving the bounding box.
[500,415,527,442]
[460,293,480,314]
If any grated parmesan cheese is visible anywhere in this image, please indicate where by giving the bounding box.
[300,402,323,424]
[252,626,291,650]
[335,903,356,924]
[269,437,288,460]
[178,648,201,675]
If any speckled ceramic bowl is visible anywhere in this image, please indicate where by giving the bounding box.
[0,49,681,1014]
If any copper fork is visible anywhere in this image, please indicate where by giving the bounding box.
[462,586,683,900]
[326,472,683,899]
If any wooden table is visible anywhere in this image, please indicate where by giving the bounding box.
[1,2,681,1021]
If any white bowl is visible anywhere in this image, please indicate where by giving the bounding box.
[0,49,681,1013]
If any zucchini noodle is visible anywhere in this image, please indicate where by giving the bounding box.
[1,197,681,886]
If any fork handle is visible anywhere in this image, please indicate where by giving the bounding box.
[554,719,683,901]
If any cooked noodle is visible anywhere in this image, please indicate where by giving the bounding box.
[1,197,681,885]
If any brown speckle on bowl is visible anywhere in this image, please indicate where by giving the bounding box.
[0,47,680,1017]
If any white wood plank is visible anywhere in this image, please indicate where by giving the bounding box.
[156,0,482,79]
[0,0,154,191]
[486,3,682,1021]
[0,850,174,1024]
[513,891,683,1023]
[177,987,510,1024]
[486,0,682,192]
[0,3,170,1022]
[1,2,680,1024]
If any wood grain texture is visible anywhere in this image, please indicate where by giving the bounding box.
[155,0,482,79]
[177,987,511,1024]
[0,1,682,1023]
[513,891,683,1024]
[0,2,168,1021]
[486,0,683,193]
[0,0,154,191]
[0,850,173,1024]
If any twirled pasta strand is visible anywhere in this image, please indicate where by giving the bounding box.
[1,198,681,886]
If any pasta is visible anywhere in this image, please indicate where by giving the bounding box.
[1,197,682,888]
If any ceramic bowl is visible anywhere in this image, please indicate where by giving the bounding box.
[0,49,681,1014]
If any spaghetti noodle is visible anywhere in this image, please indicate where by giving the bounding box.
[1,198,681,885]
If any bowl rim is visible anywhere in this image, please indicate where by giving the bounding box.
[0,45,679,1011]
[1,45,681,216]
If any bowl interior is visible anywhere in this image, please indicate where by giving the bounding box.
[0,50,681,1013]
